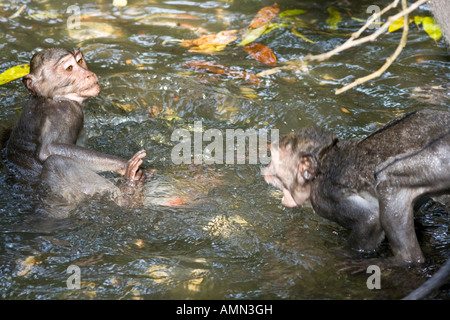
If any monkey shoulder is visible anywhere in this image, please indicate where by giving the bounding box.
[317,140,374,190]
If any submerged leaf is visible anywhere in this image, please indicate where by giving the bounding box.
[263,22,288,35]
[422,16,442,41]
[17,256,37,277]
[0,64,30,86]
[28,10,60,20]
[279,9,306,18]
[325,8,341,30]
[184,60,261,85]
[291,28,316,43]
[188,44,227,54]
[238,24,269,46]
[164,196,186,206]
[243,43,277,66]
[248,3,280,29]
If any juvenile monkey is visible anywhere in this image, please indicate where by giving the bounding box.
[5,48,147,215]
[264,109,450,265]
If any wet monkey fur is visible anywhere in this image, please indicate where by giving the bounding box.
[4,48,147,216]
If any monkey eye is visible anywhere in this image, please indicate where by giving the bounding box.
[66,65,73,71]
[77,58,83,65]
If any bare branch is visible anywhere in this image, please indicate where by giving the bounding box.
[300,0,428,95]
[335,0,410,94]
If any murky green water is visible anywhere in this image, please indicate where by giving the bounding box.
[0,0,449,300]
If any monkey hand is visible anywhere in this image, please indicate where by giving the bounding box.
[119,149,148,187]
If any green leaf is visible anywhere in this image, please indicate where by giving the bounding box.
[326,8,341,30]
[279,9,307,18]
[422,16,442,41]
[28,11,60,20]
[413,16,424,26]
[388,17,405,33]
[238,24,269,46]
[0,64,30,86]
[291,28,316,44]
[263,22,288,35]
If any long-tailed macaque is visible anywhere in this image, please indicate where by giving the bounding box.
[4,48,147,216]
[264,109,450,265]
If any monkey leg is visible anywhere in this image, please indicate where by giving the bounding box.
[377,188,425,264]
[342,194,385,253]
[313,184,384,253]
[375,133,450,264]
[40,155,122,215]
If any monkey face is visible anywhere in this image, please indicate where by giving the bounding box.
[264,144,312,208]
[23,48,100,104]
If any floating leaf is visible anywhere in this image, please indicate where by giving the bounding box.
[238,24,269,46]
[243,42,277,66]
[341,107,351,114]
[181,29,237,47]
[0,64,30,86]
[413,15,424,28]
[248,3,280,29]
[325,8,341,31]
[291,28,316,43]
[181,30,237,53]
[388,17,405,33]
[184,60,261,86]
[279,9,307,18]
[422,16,442,41]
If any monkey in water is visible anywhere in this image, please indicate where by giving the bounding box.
[4,48,148,216]
[264,109,450,266]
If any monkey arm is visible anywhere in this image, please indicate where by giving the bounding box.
[39,142,128,174]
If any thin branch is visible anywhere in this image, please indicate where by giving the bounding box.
[305,0,427,63]
[9,4,26,19]
[351,0,399,39]
[335,0,410,94]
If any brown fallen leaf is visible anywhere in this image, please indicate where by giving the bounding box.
[248,3,280,29]
[243,42,277,66]
[184,60,261,86]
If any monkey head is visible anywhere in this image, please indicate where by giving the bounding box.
[22,48,100,104]
[264,127,338,208]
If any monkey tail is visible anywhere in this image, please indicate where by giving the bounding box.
[402,258,450,300]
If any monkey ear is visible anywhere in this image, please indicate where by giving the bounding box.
[298,154,318,181]
[22,74,37,96]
